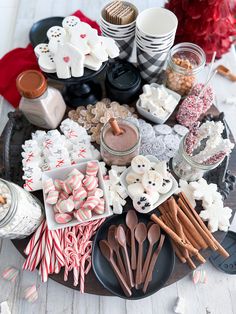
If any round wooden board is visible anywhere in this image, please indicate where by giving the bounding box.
[4,104,235,296]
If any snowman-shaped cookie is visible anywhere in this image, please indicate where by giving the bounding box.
[133,193,153,214]
[47,26,67,54]
[131,155,151,174]
[126,171,143,185]
[34,44,56,73]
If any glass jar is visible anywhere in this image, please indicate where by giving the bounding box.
[166,42,206,96]
[0,179,44,239]
[100,118,140,166]
[16,70,66,129]
[172,136,221,181]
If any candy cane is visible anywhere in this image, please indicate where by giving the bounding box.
[29,229,47,271]
[51,230,65,267]
[40,229,53,282]
[24,220,46,255]
[49,247,56,274]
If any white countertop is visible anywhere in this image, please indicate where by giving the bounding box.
[0,1,236,314]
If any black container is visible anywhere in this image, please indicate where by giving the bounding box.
[105,60,142,104]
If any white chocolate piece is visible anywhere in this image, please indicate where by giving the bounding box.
[157,176,173,194]
[84,54,102,71]
[128,183,145,198]
[100,36,120,58]
[133,193,153,214]
[131,155,151,174]
[175,179,196,208]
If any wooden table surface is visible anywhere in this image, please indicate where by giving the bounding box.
[1,1,236,314]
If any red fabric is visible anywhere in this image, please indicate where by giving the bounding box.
[0,10,101,108]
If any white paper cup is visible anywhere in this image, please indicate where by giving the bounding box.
[136,38,173,54]
[100,24,135,38]
[136,33,174,50]
[136,8,178,38]
[101,28,135,40]
[136,27,175,44]
[100,18,136,31]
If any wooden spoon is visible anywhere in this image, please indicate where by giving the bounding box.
[107,225,127,282]
[126,210,138,270]
[116,225,134,288]
[143,234,165,294]
[99,240,132,297]
[134,222,147,287]
[142,224,161,283]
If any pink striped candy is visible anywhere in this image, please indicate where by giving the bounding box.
[74,200,84,210]
[74,209,92,222]
[93,198,105,215]
[43,178,55,194]
[54,179,64,191]
[59,191,69,200]
[87,188,104,198]
[23,285,38,303]
[58,198,74,213]
[46,190,59,205]
[2,267,19,283]
[86,162,99,176]
[73,186,87,201]
[55,213,73,224]
[66,174,81,190]
[83,196,100,210]
[61,181,72,194]
[53,201,61,213]
[83,175,98,191]
[68,168,84,180]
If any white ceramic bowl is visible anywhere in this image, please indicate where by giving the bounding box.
[42,160,112,230]
[136,84,181,124]
[120,155,178,210]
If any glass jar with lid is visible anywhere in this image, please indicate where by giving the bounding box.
[166,42,206,96]
[100,118,140,166]
[0,179,44,239]
[172,135,221,181]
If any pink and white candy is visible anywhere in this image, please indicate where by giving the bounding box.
[59,191,69,200]
[46,190,59,205]
[23,285,38,303]
[55,213,73,224]
[57,198,74,213]
[83,175,98,191]
[68,168,84,180]
[83,196,100,210]
[87,188,103,198]
[54,179,64,191]
[93,198,105,215]
[74,209,92,222]
[73,187,87,201]
[66,174,82,190]
[43,178,55,194]
[192,269,207,284]
[86,162,99,176]
[2,267,19,282]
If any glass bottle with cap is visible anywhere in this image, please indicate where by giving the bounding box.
[16,70,66,129]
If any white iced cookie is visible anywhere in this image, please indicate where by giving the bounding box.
[62,15,81,31]
[128,183,144,198]
[131,155,151,174]
[53,42,84,79]
[84,54,102,71]
[125,172,143,185]
[100,36,120,59]
[90,44,108,62]
[34,44,56,73]
[142,170,163,194]
[153,161,169,179]
[47,26,67,54]
[133,193,153,214]
[200,201,232,233]
[157,176,173,194]
[175,179,196,208]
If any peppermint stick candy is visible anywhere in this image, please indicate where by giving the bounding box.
[51,230,65,267]
[29,229,47,271]
[203,151,226,165]
[185,122,200,155]
[40,229,53,282]
[24,220,46,255]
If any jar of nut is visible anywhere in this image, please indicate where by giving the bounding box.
[166,43,206,96]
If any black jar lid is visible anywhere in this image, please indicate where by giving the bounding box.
[106,60,141,91]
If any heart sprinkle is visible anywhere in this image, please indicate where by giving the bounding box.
[63,56,70,63]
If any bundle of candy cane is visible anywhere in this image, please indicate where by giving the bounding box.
[23,218,104,293]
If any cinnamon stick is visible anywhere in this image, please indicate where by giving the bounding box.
[150,213,198,255]
[109,118,124,136]
[179,193,229,258]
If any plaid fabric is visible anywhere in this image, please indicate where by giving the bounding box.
[136,47,169,82]
[116,37,135,60]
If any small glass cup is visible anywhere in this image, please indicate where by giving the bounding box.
[166,42,206,96]
[172,135,221,181]
[100,118,140,166]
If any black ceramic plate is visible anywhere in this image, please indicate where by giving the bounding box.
[210,231,236,274]
[29,16,108,83]
[92,212,175,299]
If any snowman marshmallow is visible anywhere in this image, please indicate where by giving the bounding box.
[142,170,163,194]
[131,155,151,174]
[53,42,85,79]
[133,194,153,214]
[125,172,143,185]
[34,44,56,73]
[47,26,67,54]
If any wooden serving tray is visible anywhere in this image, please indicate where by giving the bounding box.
[0,106,236,296]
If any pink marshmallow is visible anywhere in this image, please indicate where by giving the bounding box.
[86,162,99,176]
[55,213,73,224]
[83,175,98,191]
[83,196,100,210]
[46,190,59,205]
[74,209,92,222]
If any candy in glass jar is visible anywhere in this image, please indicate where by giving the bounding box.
[0,179,44,239]
[166,43,206,96]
